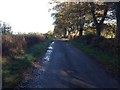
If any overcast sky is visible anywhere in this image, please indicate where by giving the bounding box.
[0,0,54,34]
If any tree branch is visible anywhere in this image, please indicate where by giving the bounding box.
[90,2,98,25]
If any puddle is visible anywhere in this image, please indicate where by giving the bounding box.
[18,41,55,88]
[44,56,50,61]
[43,41,54,64]
[48,46,53,50]
[51,41,54,45]
[47,50,52,53]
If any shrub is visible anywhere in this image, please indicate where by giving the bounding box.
[2,34,47,88]
[108,38,120,56]
[2,35,26,56]
[2,34,45,57]
[90,36,105,48]
[79,34,96,44]
[99,39,108,50]
[99,38,120,56]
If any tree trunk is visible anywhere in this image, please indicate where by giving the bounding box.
[79,28,83,36]
[116,2,120,38]
[64,28,67,38]
[116,21,120,38]
[90,2,108,37]
[96,24,102,37]
[67,30,71,38]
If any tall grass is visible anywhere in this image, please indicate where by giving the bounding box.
[2,34,45,57]
[2,34,53,88]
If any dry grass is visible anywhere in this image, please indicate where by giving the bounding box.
[2,34,53,88]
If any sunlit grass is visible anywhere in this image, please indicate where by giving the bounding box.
[61,38,69,40]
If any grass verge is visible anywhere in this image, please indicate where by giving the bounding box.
[70,40,119,78]
[2,38,52,88]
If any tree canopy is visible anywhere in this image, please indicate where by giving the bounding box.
[50,1,119,39]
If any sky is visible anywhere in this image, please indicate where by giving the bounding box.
[0,0,54,34]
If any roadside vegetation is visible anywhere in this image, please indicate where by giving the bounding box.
[1,22,53,88]
[50,1,120,78]
[70,35,119,78]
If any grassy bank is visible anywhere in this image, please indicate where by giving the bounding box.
[71,40,119,78]
[2,38,53,88]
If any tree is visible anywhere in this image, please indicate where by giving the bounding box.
[0,21,12,34]
[52,2,74,37]
[90,2,108,37]
[115,1,120,38]
[51,1,115,38]
[52,2,90,38]
[76,2,91,37]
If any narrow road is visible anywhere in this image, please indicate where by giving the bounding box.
[19,40,119,88]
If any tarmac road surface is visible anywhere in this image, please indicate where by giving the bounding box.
[19,40,119,88]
